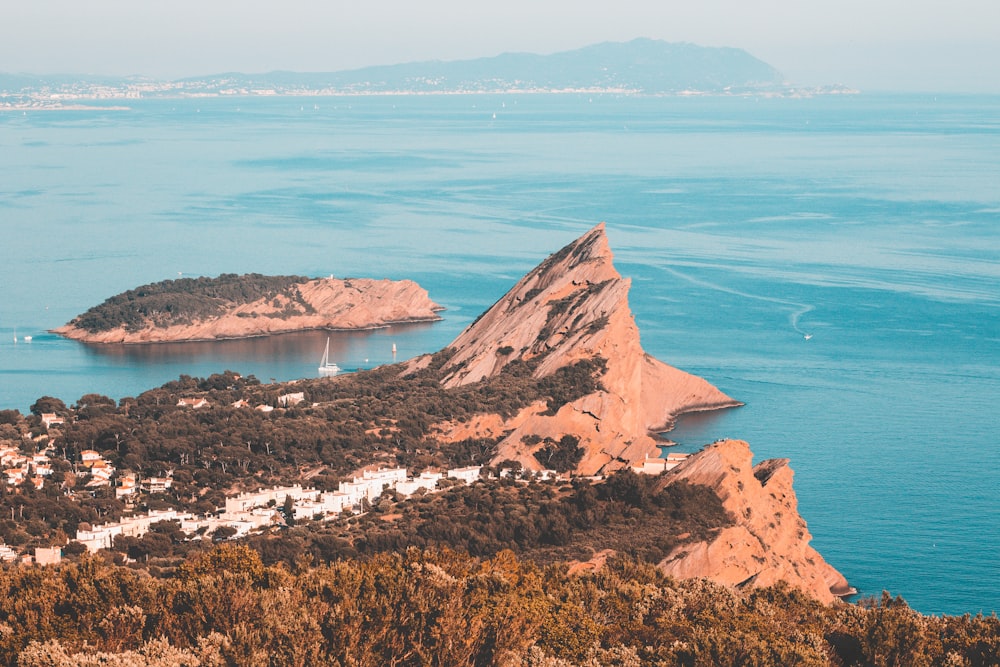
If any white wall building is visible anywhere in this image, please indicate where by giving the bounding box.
[395,471,442,497]
[448,466,482,485]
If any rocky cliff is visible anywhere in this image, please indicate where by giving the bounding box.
[428,223,741,475]
[656,439,853,604]
[54,276,443,344]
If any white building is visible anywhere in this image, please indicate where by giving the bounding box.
[34,546,62,566]
[632,452,689,475]
[277,392,305,407]
[395,471,442,497]
[80,450,102,465]
[144,476,173,494]
[40,413,65,429]
[448,466,482,485]
[75,509,194,553]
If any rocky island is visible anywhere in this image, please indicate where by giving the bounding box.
[52,272,443,344]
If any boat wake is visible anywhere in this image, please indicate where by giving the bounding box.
[664,267,815,339]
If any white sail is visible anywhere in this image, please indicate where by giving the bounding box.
[318,337,340,374]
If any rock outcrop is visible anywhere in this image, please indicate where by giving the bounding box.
[430,223,741,475]
[657,439,852,604]
[54,277,443,344]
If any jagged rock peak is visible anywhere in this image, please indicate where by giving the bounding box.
[439,222,621,388]
[657,439,852,604]
[431,223,741,475]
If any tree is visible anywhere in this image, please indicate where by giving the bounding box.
[282,495,296,526]
[0,409,21,426]
[29,396,67,417]
[211,525,238,542]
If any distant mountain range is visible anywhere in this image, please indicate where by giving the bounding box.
[187,39,786,94]
[1,39,855,101]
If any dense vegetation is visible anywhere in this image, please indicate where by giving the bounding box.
[68,273,312,332]
[344,474,728,566]
[0,354,607,551]
[2,546,997,666]
[4,357,997,665]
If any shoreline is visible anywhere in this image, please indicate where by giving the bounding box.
[51,315,443,346]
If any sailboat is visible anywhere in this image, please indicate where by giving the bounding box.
[318,337,341,375]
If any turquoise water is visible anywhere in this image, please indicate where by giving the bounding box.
[1,93,997,615]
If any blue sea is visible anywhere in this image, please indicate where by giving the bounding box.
[1,93,997,616]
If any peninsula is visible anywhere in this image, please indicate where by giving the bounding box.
[4,225,991,663]
[52,272,443,344]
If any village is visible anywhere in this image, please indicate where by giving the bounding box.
[0,396,690,567]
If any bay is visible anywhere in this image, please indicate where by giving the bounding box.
[0,92,997,615]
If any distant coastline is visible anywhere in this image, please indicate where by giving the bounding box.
[1,38,860,109]
[0,84,860,112]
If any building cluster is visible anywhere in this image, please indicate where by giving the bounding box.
[1,444,54,491]
[631,451,690,475]
[0,413,70,490]
[70,464,484,556]
[176,393,307,414]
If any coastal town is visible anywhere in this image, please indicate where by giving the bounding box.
[0,392,691,567]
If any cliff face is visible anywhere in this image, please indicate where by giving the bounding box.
[54,278,442,344]
[656,439,852,604]
[432,223,741,475]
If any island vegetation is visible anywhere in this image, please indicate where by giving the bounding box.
[66,274,313,333]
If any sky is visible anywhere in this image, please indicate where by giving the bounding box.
[3,0,999,93]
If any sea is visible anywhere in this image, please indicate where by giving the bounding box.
[0,92,997,616]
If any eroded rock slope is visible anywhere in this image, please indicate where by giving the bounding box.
[430,223,741,475]
[657,439,853,603]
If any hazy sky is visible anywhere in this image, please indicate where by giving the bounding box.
[4,0,999,92]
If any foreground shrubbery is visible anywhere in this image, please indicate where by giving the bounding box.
[1,546,997,666]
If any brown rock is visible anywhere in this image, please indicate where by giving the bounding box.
[656,439,852,603]
[433,223,741,475]
[53,277,442,344]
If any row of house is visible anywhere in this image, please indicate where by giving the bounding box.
[75,508,196,553]
[178,391,307,413]
[73,464,485,554]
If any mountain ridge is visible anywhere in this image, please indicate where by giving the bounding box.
[2,39,857,100]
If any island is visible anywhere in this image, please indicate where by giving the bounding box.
[52,272,443,344]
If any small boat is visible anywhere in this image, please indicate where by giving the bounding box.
[23,335,32,342]
[318,337,340,375]
[803,333,813,340]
